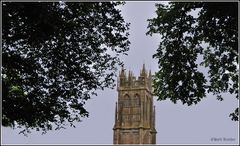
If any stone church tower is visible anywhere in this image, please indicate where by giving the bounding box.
[113,64,157,144]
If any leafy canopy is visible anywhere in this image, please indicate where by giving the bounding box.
[2,2,130,134]
[147,2,238,121]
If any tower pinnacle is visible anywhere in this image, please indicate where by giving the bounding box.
[141,63,146,76]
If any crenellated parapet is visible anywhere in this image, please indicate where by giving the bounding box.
[117,64,152,92]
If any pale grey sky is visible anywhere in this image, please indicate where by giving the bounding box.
[2,2,239,145]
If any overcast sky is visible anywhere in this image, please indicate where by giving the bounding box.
[2,2,239,145]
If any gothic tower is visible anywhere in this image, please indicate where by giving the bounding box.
[113,64,157,144]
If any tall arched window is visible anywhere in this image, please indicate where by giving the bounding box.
[133,94,140,107]
[122,94,130,107]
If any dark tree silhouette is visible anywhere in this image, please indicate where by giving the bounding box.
[147,2,238,121]
[2,2,130,134]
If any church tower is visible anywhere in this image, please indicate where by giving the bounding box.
[113,64,157,144]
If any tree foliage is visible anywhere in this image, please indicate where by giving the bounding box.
[2,2,130,134]
[147,2,238,120]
